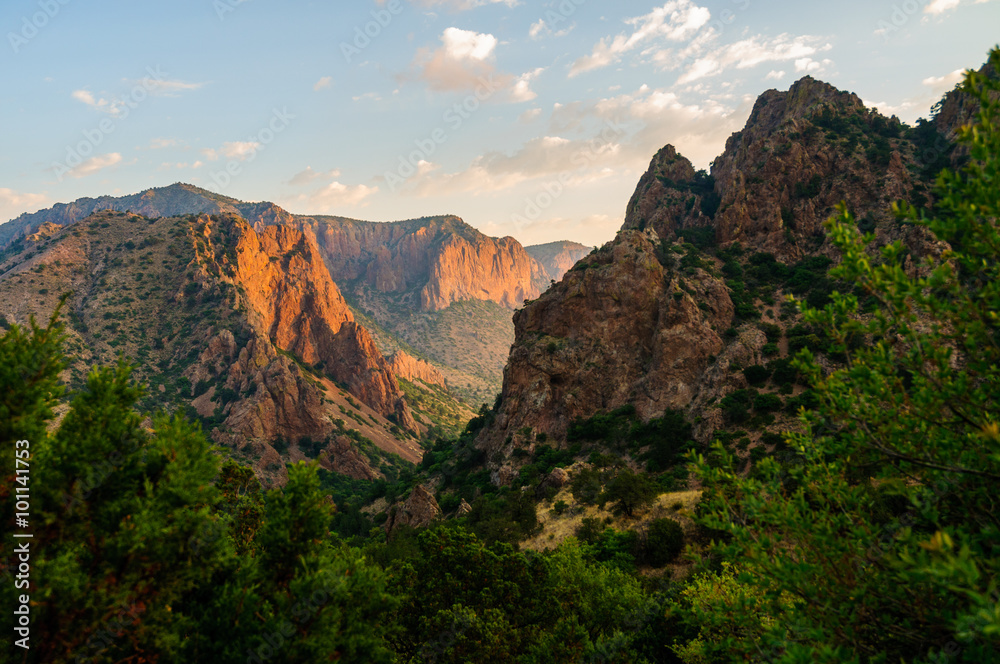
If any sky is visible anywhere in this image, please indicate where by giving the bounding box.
[1,0,997,247]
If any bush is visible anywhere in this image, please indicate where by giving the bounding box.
[753,393,783,412]
[571,467,603,505]
[644,518,685,566]
[743,365,771,386]
[577,517,604,544]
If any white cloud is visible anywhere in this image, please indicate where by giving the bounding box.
[67,153,122,179]
[570,0,711,76]
[407,27,537,103]
[865,68,967,123]
[148,137,178,149]
[0,188,48,222]
[509,68,545,103]
[529,18,575,40]
[392,82,745,200]
[201,141,261,162]
[519,108,542,123]
[313,76,333,91]
[72,77,203,117]
[288,166,342,186]
[410,27,500,92]
[925,0,962,11]
[765,70,786,81]
[677,34,832,84]
[923,68,965,91]
[136,78,205,96]
[352,92,382,102]
[291,180,378,212]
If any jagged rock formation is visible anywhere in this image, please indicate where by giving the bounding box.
[285,215,543,311]
[2,187,582,404]
[478,69,986,484]
[478,226,733,483]
[0,209,422,486]
[525,241,593,284]
[384,484,441,533]
[387,350,447,389]
[227,221,414,430]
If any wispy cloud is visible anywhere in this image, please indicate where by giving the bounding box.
[201,141,261,162]
[288,166,342,186]
[570,0,711,76]
[67,153,122,179]
[313,76,333,91]
[924,0,996,14]
[0,188,48,222]
[148,137,179,149]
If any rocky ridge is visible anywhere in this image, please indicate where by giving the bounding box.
[477,71,980,483]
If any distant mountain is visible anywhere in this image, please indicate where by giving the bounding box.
[1,184,589,405]
[525,241,593,283]
[0,208,424,486]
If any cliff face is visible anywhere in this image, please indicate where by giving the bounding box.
[709,76,917,260]
[2,184,587,405]
[0,209,422,487]
[284,215,542,312]
[388,351,447,389]
[478,72,970,483]
[227,221,414,430]
[478,225,733,483]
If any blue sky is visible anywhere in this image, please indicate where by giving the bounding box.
[1,0,997,246]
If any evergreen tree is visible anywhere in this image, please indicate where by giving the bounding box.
[693,48,1000,663]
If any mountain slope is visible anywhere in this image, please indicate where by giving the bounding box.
[2,187,585,406]
[0,209,422,485]
[476,72,973,484]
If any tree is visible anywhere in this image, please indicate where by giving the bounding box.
[694,48,1000,662]
[603,469,659,518]
[0,313,398,663]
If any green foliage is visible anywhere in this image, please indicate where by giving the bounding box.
[643,518,685,567]
[389,528,651,663]
[571,466,604,505]
[603,469,659,518]
[0,316,397,663]
[743,364,771,386]
[693,51,1000,662]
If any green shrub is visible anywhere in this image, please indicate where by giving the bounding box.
[644,518,685,566]
[743,365,771,386]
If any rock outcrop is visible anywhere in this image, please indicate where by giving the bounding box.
[228,220,415,430]
[478,227,733,482]
[288,215,543,312]
[387,350,447,389]
[478,71,981,483]
[384,484,441,533]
